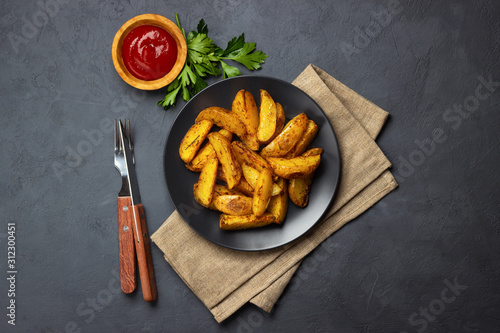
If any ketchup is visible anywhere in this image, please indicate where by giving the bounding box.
[122,25,178,81]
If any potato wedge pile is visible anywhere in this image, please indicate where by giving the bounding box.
[179,89,323,230]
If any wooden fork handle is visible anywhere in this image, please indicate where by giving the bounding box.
[117,196,137,294]
[132,203,157,302]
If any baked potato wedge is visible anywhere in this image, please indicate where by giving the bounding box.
[302,147,324,157]
[212,194,253,216]
[241,163,282,195]
[217,170,254,196]
[260,113,309,158]
[194,156,218,207]
[274,103,286,140]
[186,129,232,172]
[257,90,277,144]
[267,177,288,223]
[285,119,319,158]
[213,184,244,196]
[179,120,213,164]
[252,168,273,216]
[208,132,241,189]
[196,106,247,139]
[232,90,260,150]
[231,141,271,172]
[266,154,321,179]
[219,213,277,230]
[193,183,204,207]
[288,173,314,208]
[288,147,323,207]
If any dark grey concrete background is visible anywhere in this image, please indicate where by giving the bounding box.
[1,0,499,332]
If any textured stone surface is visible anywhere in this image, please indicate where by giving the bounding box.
[1,0,499,332]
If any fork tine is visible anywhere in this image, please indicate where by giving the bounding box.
[127,119,133,152]
[114,119,119,152]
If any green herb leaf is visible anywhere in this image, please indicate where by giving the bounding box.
[221,34,245,57]
[159,14,268,110]
[197,19,208,34]
[192,77,208,95]
[187,33,215,64]
[223,42,268,70]
[220,60,241,79]
[158,85,181,109]
[181,85,191,101]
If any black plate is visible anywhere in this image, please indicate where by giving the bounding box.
[164,76,341,251]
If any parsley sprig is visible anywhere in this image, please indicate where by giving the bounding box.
[158,14,268,110]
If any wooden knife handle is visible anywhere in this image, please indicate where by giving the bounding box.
[117,196,137,294]
[132,203,157,302]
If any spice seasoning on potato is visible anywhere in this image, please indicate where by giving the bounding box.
[194,156,218,207]
[219,213,276,230]
[179,120,213,164]
[257,90,278,144]
[252,168,273,216]
[208,132,242,189]
[186,129,232,172]
[232,90,260,150]
[260,113,309,158]
[196,106,247,139]
[285,119,319,158]
[212,195,253,216]
[267,177,289,223]
[288,148,323,207]
[267,155,321,179]
[241,163,282,195]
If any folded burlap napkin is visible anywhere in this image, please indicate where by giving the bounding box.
[151,64,398,322]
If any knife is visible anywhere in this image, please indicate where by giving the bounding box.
[118,121,157,302]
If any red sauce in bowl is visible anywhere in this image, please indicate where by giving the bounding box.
[122,25,178,81]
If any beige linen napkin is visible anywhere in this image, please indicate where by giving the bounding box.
[151,64,398,322]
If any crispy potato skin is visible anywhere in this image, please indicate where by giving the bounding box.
[219,213,277,230]
[257,90,277,144]
[267,177,288,223]
[241,163,259,187]
[302,147,324,157]
[231,141,271,172]
[208,132,242,189]
[285,120,319,158]
[288,173,314,207]
[196,106,247,139]
[195,156,218,207]
[213,184,244,196]
[193,183,210,208]
[212,194,253,216]
[252,168,273,216]
[287,148,322,207]
[232,90,260,134]
[241,163,282,195]
[186,129,232,172]
[179,120,213,164]
[273,103,286,140]
[232,90,260,150]
[260,113,309,158]
[217,169,254,196]
[267,155,321,179]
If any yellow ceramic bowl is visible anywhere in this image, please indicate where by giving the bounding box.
[112,14,187,90]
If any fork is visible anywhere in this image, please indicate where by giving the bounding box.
[114,119,137,294]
